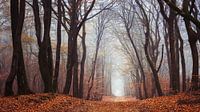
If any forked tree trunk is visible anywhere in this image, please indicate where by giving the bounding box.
[32,0,53,93]
[64,0,80,95]
[5,0,31,96]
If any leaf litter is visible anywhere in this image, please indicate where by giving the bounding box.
[0,93,200,112]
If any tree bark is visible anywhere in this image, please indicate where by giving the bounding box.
[32,0,53,93]
[79,22,86,98]
[125,26,148,98]
[5,0,31,96]
[158,0,180,93]
[73,37,79,97]
[175,22,186,91]
[53,0,62,93]
[183,0,199,91]
[63,5,79,94]
[63,0,95,95]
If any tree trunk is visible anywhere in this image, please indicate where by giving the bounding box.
[163,30,172,89]
[87,41,100,99]
[40,0,53,93]
[5,0,31,96]
[73,38,79,97]
[158,0,180,93]
[184,20,199,90]
[189,38,199,90]
[175,22,186,92]
[183,0,199,91]
[64,29,79,95]
[79,23,86,98]
[64,0,80,94]
[168,4,180,93]
[63,0,95,95]
[64,32,73,94]
[136,69,142,99]
[144,34,163,96]
[53,0,62,93]
[5,57,17,96]
[32,0,53,93]
[125,27,148,98]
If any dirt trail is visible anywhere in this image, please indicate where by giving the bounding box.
[102,96,138,102]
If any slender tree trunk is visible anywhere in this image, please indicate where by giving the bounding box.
[136,0,163,96]
[64,32,73,94]
[87,42,100,99]
[101,56,105,97]
[125,27,148,98]
[175,22,186,91]
[164,31,172,89]
[189,38,199,90]
[151,73,156,97]
[136,69,142,99]
[144,35,163,96]
[79,23,86,98]
[87,10,107,99]
[53,0,62,93]
[175,19,180,92]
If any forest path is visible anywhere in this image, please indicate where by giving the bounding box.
[102,96,138,102]
[0,93,200,112]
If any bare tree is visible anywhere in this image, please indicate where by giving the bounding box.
[117,0,148,98]
[135,0,164,96]
[5,0,31,96]
[87,7,109,99]
[62,0,96,97]
[161,0,200,28]
[160,0,199,91]
[79,1,87,98]
[53,0,62,93]
[175,20,186,91]
[157,0,180,93]
[182,0,199,90]
[31,0,53,92]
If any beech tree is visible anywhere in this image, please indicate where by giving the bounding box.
[31,0,53,92]
[87,6,109,99]
[5,0,31,96]
[157,0,180,93]
[160,0,200,91]
[135,0,164,96]
[53,0,62,93]
[79,2,87,98]
[117,0,148,98]
[62,0,96,97]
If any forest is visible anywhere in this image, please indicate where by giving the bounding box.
[0,0,200,111]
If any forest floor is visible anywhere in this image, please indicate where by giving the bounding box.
[0,92,200,112]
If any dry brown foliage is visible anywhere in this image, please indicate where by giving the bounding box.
[0,93,200,112]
